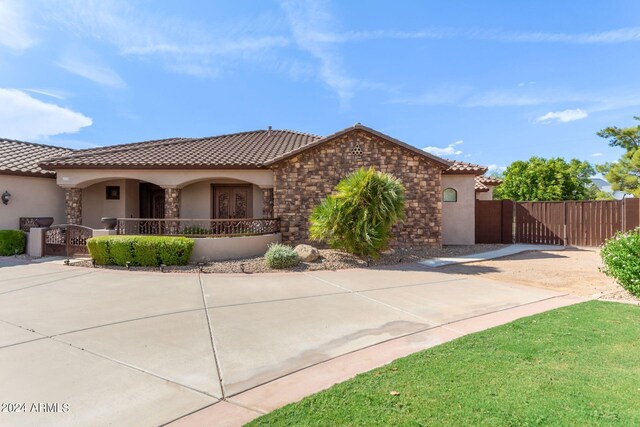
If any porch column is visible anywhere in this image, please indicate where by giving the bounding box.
[65,188,82,225]
[262,188,274,218]
[163,187,181,219]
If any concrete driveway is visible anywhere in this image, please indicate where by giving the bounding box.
[0,259,564,426]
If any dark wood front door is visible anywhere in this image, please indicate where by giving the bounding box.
[213,185,252,219]
[140,183,165,218]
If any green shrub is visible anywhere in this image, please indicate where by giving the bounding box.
[264,243,300,269]
[181,226,211,235]
[601,229,640,296]
[0,230,26,256]
[309,166,405,257]
[87,236,194,266]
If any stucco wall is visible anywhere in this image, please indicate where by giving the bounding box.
[82,179,140,228]
[181,180,264,218]
[190,233,281,261]
[476,188,494,200]
[441,174,476,245]
[55,168,274,189]
[0,175,66,229]
[271,129,443,248]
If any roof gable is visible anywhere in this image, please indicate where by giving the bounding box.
[265,123,452,168]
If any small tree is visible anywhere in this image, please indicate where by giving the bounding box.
[494,156,597,201]
[309,167,405,257]
[596,116,640,198]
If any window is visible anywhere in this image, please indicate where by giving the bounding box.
[106,186,120,200]
[443,188,457,202]
[352,143,363,156]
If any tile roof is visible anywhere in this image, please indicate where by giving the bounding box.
[0,139,73,177]
[35,125,490,175]
[40,130,323,170]
[475,175,503,191]
[444,160,488,175]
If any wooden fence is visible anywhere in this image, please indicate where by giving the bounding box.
[476,198,640,246]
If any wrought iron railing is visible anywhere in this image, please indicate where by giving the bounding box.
[116,218,280,237]
[19,217,39,232]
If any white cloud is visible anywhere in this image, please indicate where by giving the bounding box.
[44,1,290,79]
[592,152,604,157]
[0,88,92,140]
[518,81,536,87]
[22,88,70,100]
[423,140,463,157]
[535,108,588,123]
[0,0,37,51]
[487,164,507,173]
[56,56,127,88]
[316,26,640,45]
[279,0,357,104]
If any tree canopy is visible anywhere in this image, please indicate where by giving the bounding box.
[493,156,596,201]
[596,116,640,198]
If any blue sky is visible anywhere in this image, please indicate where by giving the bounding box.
[1,0,639,173]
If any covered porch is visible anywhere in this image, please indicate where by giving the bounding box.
[55,169,278,236]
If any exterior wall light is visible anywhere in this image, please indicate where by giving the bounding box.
[1,191,10,205]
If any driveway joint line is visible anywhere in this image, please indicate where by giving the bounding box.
[51,307,208,338]
[0,270,96,295]
[50,335,222,399]
[302,272,442,323]
[198,272,227,399]
[205,290,349,310]
[222,293,579,399]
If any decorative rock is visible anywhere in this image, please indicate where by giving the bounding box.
[294,244,319,262]
[381,248,396,255]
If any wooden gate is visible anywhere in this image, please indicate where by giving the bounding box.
[475,200,513,244]
[514,199,637,246]
[44,225,92,257]
[515,202,565,245]
[476,198,639,246]
[564,201,623,246]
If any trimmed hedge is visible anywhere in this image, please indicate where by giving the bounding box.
[87,236,195,266]
[264,243,300,269]
[0,230,26,256]
[601,229,640,296]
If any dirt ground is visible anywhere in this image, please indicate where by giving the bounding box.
[439,246,638,303]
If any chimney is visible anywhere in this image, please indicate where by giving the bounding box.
[268,125,272,136]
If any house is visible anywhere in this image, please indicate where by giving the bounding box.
[0,139,72,230]
[2,124,497,248]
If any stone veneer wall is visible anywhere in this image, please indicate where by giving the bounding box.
[270,130,442,248]
[164,188,181,219]
[65,188,82,225]
[262,188,274,218]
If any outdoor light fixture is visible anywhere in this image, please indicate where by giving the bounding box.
[125,261,131,270]
[91,259,97,268]
[160,263,166,273]
[1,191,10,205]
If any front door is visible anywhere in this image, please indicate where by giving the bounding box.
[213,185,252,219]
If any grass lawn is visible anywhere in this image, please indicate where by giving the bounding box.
[248,301,640,426]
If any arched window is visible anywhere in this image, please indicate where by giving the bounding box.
[443,188,457,202]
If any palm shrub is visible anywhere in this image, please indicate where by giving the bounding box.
[601,229,640,296]
[310,167,405,257]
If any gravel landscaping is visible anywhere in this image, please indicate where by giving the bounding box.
[71,244,506,274]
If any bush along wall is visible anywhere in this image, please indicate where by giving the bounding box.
[87,236,195,266]
[0,230,26,256]
[600,228,640,296]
